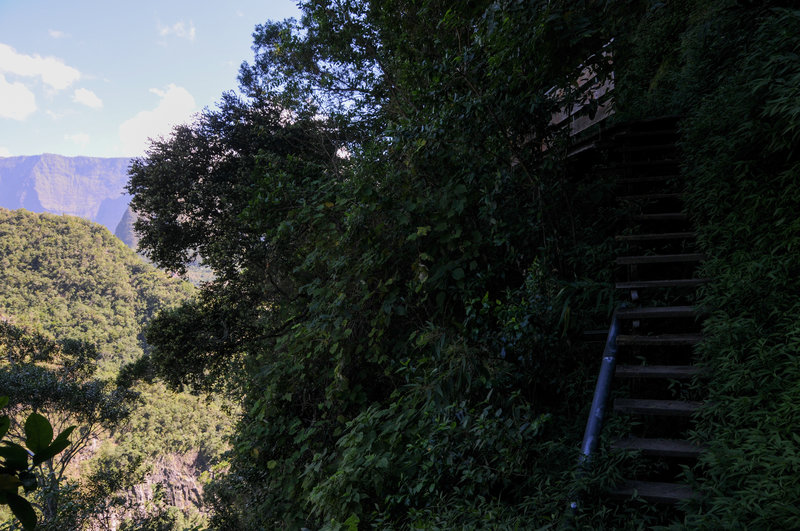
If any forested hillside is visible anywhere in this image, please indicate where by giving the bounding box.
[0,208,194,369]
[0,209,233,529]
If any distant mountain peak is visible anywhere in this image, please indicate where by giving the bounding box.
[0,153,132,233]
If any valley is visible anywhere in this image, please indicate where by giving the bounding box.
[0,208,232,528]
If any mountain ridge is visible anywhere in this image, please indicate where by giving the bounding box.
[0,153,132,233]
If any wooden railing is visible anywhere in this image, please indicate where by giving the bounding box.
[549,45,615,136]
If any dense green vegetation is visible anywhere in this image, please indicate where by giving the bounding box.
[0,209,234,529]
[0,208,195,370]
[1,394,77,531]
[0,318,138,529]
[129,1,621,528]
[1,0,796,528]
[615,3,800,527]
[129,1,800,528]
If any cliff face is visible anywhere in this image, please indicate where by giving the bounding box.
[0,154,131,232]
[131,452,209,511]
[114,206,139,250]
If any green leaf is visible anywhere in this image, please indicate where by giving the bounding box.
[343,513,360,531]
[0,416,9,440]
[7,492,37,530]
[32,426,75,466]
[0,396,8,409]
[0,443,30,471]
[18,470,37,493]
[24,413,53,455]
[452,267,465,280]
[0,473,21,493]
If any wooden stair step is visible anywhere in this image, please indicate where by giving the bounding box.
[617,305,697,319]
[616,143,676,153]
[617,333,703,346]
[614,398,702,416]
[609,480,697,503]
[618,174,680,183]
[611,437,704,458]
[615,364,702,379]
[575,138,677,157]
[612,128,679,140]
[633,212,687,221]
[616,232,696,242]
[581,329,610,341]
[614,128,678,137]
[567,142,603,158]
[616,278,710,289]
[616,253,705,265]
[615,159,680,168]
[619,192,683,201]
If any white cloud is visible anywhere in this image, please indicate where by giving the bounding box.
[119,84,196,155]
[0,43,80,91]
[0,74,36,120]
[46,109,67,120]
[0,147,11,157]
[48,30,67,39]
[65,133,90,147]
[73,88,103,109]
[158,20,196,41]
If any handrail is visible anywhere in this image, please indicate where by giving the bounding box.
[567,306,624,516]
[548,40,615,137]
[579,305,623,461]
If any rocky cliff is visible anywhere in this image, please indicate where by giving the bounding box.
[114,206,139,249]
[0,154,131,233]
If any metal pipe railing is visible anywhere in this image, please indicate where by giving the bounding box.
[567,306,623,516]
[579,305,622,461]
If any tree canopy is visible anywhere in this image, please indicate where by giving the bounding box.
[129,1,618,527]
[129,0,800,528]
[0,208,195,370]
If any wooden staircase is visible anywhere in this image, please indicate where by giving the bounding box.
[582,117,707,505]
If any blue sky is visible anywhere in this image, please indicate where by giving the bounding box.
[0,0,300,158]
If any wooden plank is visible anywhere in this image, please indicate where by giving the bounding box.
[614,128,678,138]
[616,253,705,265]
[617,306,696,319]
[616,278,710,289]
[612,125,679,139]
[581,329,609,341]
[616,159,679,168]
[611,437,704,458]
[615,365,702,379]
[618,174,679,183]
[617,143,676,153]
[633,213,687,221]
[618,193,683,201]
[609,480,697,503]
[617,333,703,346]
[616,232,695,242]
[614,398,702,416]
